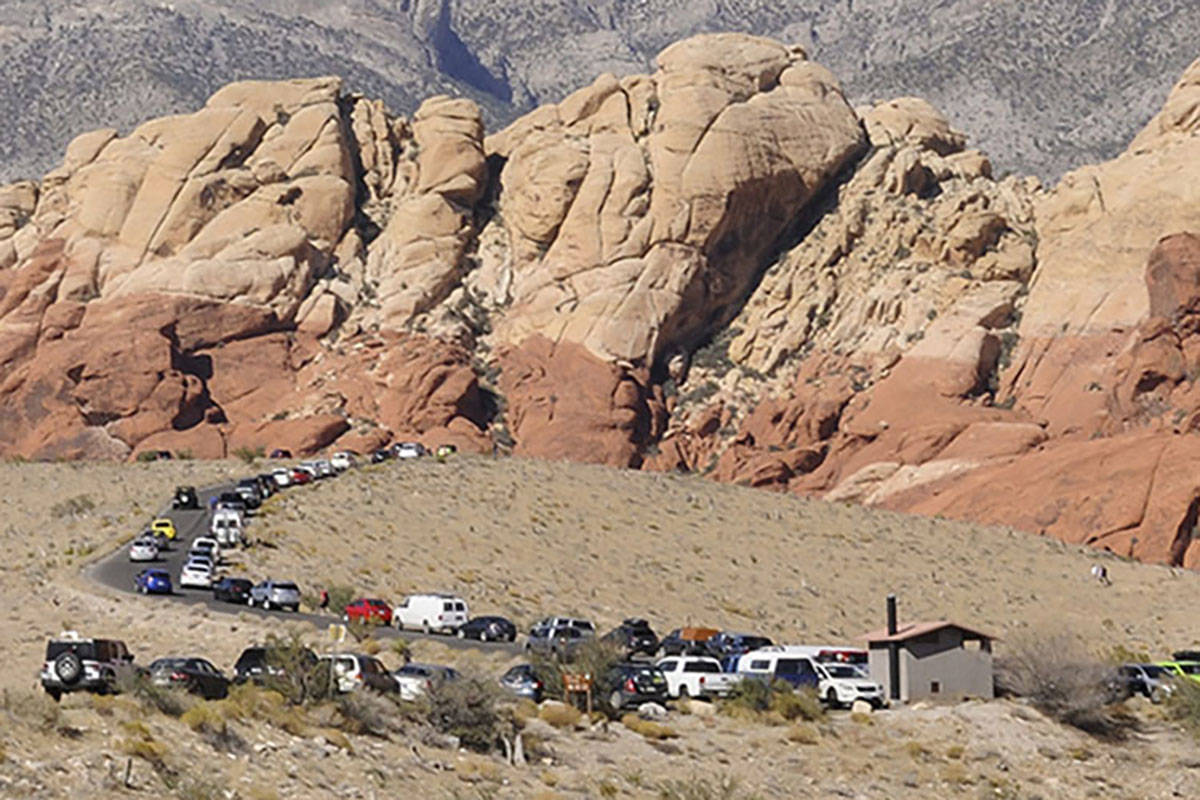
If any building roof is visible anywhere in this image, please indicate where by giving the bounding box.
[859,620,996,644]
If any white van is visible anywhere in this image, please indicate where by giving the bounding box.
[210,509,243,547]
[733,648,820,691]
[393,594,469,634]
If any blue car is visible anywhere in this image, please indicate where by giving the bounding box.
[135,568,173,595]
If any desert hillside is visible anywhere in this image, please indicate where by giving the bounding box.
[3,458,1200,798]
[2,0,1197,182]
[1,32,1199,570]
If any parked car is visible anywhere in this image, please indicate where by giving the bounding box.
[530,617,596,637]
[393,663,460,700]
[313,460,335,478]
[392,442,426,459]
[254,474,276,497]
[655,656,741,699]
[249,580,301,611]
[179,561,215,589]
[434,444,457,459]
[499,664,544,702]
[290,467,313,485]
[135,568,173,595]
[172,486,200,510]
[733,648,820,690]
[816,662,885,708]
[601,662,669,711]
[1155,660,1200,684]
[330,451,357,471]
[707,632,775,659]
[344,598,394,626]
[393,594,468,634]
[457,616,517,642]
[602,618,660,656]
[233,483,262,509]
[319,653,398,694]
[215,492,248,514]
[526,625,590,659]
[212,577,253,604]
[1111,664,1176,703]
[40,632,136,701]
[128,537,159,562]
[147,657,231,700]
[190,536,221,563]
[659,627,720,656]
[150,518,177,541]
[210,509,242,547]
[271,468,293,488]
[369,448,392,464]
[233,645,317,685]
[269,449,292,459]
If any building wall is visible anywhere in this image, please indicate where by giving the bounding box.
[902,645,993,702]
[868,631,994,703]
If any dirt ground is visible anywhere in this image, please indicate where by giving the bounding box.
[2,455,1200,799]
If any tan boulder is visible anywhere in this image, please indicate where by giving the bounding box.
[861,97,967,154]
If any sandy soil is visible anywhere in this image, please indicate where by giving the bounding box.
[2,455,1200,799]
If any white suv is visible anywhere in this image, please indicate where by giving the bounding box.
[40,633,136,701]
[393,594,468,634]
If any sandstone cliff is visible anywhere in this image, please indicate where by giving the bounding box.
[2,38,1199,567]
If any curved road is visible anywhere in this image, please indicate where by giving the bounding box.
[85,474,520,657]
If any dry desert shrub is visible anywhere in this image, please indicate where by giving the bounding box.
[1,688,62,732]
[655,775,747,800]
[538,701,583,729]
[427,675,514,752]
[1164,676,1200,735]
[996,632,1136,740]
[335,691,405,738]
[786,723,819,744]
[621,713,678,740]
[718,679,824,724]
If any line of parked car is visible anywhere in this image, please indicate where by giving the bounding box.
[109,442,891,713]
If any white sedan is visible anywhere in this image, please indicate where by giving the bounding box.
[179,561,214,589]
[271,468,293,488]
[128,537,159,562]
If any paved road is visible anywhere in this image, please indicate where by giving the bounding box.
[85,473,521,658]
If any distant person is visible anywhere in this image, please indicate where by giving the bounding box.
[319,589,329,610]
[1091,564,1110,586]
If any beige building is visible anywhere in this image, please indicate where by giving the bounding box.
[862,621,995,704]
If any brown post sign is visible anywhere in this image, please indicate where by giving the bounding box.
[563,672,593,716]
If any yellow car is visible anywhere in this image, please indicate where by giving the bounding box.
[150,518,177,541]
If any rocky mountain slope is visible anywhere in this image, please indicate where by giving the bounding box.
[2,33,1199,569]
[3,0,1198,183]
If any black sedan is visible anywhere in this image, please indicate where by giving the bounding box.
[456,616,518,642]
[213,577,253,604]
[147,657,231,700]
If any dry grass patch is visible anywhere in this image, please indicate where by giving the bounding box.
[539,702,583,729]
[621,713,678,740]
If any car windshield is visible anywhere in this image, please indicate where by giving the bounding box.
[398,666,431,677]
[1142,665,1169,678]
[823,665,863,678]
[150,658,187,671]
[276,583,299,591]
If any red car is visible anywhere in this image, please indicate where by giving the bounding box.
[344,598,393,626]
[290,467,313,485]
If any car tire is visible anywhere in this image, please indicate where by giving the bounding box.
[54,652,83,685]
[422,622,431,635]
[45,687,62,702]
[290,605,299,613]
[825,688,839,708]
[679,685,690,699]
[457,628,466,639]
[609,691,623,711]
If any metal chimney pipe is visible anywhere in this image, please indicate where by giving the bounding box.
[886,594,901,702]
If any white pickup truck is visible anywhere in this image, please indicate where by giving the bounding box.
[655,656,741,699]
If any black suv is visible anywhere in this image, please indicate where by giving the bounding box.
[600,662,669,711]
[233,645,318,685]
[40,634,136,701]
[602,618,660,657]
[172,486,200,510]
[213,577,253,604]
